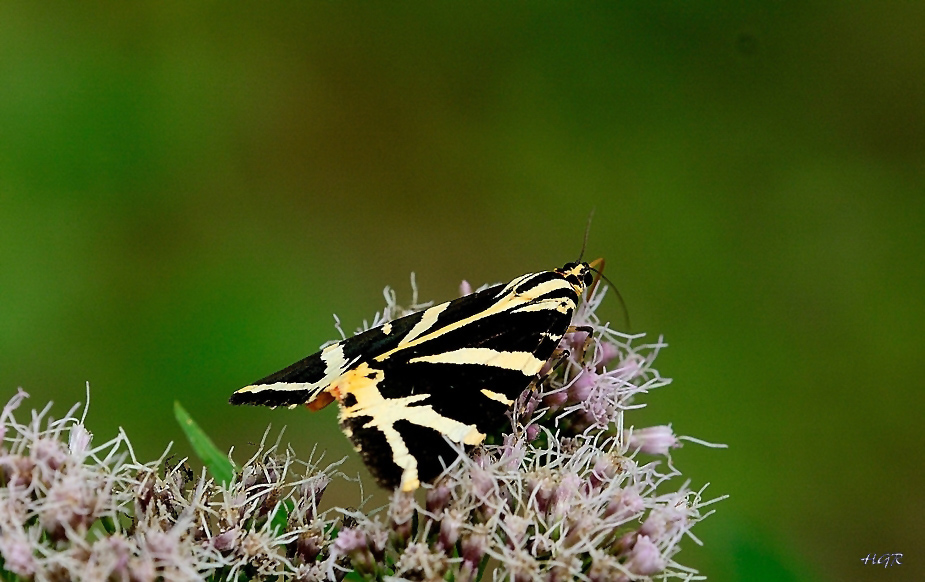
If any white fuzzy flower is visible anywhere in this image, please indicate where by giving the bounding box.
[0,272,725,582]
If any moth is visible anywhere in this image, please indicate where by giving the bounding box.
[230,261,596,491]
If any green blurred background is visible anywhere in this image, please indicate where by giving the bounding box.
[1,3,922,581]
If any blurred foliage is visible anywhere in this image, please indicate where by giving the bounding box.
[1,3,922,581]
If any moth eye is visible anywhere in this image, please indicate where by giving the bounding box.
[583,270,593,286]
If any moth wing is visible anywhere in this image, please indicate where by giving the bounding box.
[340,284,577,490]
[374,294,574,427]
[228,306,429,408]
[228,283,507,409]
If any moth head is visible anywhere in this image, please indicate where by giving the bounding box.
[566,257,630,329]
[557,261,594,292]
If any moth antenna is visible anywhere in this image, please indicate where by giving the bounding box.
[589,264,631,330]
[577,209,595,262]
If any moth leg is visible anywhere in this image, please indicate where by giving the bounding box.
[534,325,596,388]
[536,349,571,387]
[566,325,595,364]
[513,349,572,419]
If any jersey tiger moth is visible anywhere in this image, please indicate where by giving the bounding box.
[230,261,597,491]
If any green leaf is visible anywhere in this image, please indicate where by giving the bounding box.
[98,515,117,535]
[270,499,294,535]
[476,553,490,582]
[174,401,235,486]
[0,556,21,582]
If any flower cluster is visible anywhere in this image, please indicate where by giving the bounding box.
[328,276,725,581]
[0,273,723,581]
[0,388,347,581]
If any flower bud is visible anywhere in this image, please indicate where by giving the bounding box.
[596,341,620,370]
[640,504,687,539]
[588,455,617,489]
[543,390,568,410]
[212,528,239,552]
[395,542,449,580]
[439,509,463,550]
[426,479,453,514]
[333,528,375,575]
[604,488,645,521]
[40,470,106,540]
[521,393,541,418]
[568,371,597,403]
[588,552,621,582]
[300,474,329,511]
[389,490,415,548]
[625,425,680,456]
[564,330,590,352]
[563,514,594,548]
[68,424,93,458]
[618,352,647,380]
[32,437,68,484]
[461,526,489,568]
[549,473,581,521]
[293,531,323,563]
[503,513,530,548]
[0,526,35,577]
[501,434,526,471]
[526,472,555,514]
[625,535,665,575]
[0,454,34,487]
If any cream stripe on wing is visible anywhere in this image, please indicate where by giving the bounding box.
[320,342,347,378]
[497,273,535,296]
[399,303,449,346]
[480,389,515,406]
[376,274,575,363]
[235,381,312,394]
[337,362,485,491]
[510,297,576,315]
[409,347,545,376]
[514,278,576,300]
[235,342,350,400]
[378,285,543,360]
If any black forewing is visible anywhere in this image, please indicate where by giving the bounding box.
[230,283,506,407]
[401,276,578,362]
[384,282,577,373]
[229,309,426,406]
[371,291,577,432]
[348,299,575,488]
[341,415,459,489]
